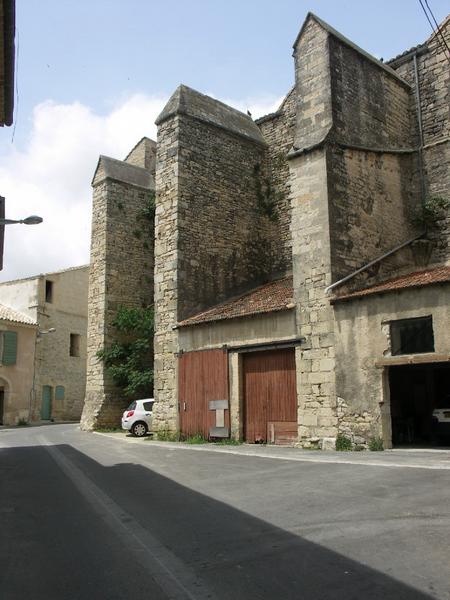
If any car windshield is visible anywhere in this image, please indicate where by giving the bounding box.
[126,401,137,411]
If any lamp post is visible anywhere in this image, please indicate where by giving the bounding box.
[0,211,43,270]
[0,215,43,225]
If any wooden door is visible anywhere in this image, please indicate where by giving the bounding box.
[41,385,52,420]
[0,389,4,425]
[178,349,229,438]
[243,349,297,443]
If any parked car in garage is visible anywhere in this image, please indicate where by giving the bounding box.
[431,400,450,445]
[121,399,154,437]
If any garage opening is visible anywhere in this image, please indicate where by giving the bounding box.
[243,348,297,445]
[389,363,450,447]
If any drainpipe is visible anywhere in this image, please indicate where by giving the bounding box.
[324,234,424,295]
[413,52,426,209]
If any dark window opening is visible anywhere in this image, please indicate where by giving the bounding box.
[143,401,154,412]
[390,316,434,356]
[45,280,53,303]
[70,333,81,357]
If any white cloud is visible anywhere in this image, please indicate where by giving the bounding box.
[0,94,166,282]
[0,90,284,282]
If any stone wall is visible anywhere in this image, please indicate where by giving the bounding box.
[333,283,450,447]
[125,137,157,171]
[34,266,89,421]
[327,147,419,279]
[81,141,155,430]
[329,35,412,148]
[256,87,297,267]
[152,85,292,433]
[289,147,337,446]
[389,18,450,266]
[292,18,332,152]
[176,115,284,321]
[0,323,36,425]
[152,115,181,433]
[327,32,419,280]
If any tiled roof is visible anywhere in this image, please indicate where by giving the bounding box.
[332,265,450,303]
[0,304,36,326]
[177,276,294,327]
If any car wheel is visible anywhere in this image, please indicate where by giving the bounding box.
[131,422,148,437]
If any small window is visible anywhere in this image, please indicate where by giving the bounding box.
[390,316,434,356]
[126,401,137,411]
[69,333,81,357]
[143,401,154,412]
[45,280,53,303]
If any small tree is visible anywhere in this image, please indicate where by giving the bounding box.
[97,306,154,398]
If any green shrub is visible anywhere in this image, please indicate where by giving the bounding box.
[17,418,29,427]
[412,196,449,229]
[155,430,179,442]
[368,436,384,451]
[185,433,208,444]
[213,438,242,445]
[335,433,352,451]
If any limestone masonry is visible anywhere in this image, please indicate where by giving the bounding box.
[81,13,450,449]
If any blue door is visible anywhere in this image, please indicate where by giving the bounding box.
[41,386,52,420]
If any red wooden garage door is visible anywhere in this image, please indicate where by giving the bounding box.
[178,349,229,438]
[243,348,297,444]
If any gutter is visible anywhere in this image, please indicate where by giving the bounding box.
[413,51,426,209]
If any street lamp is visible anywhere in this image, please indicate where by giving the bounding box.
[0,215,43,225]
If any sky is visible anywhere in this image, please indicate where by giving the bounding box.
[0,0,448,282]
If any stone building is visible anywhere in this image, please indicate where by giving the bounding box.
[0,265,89,422]
[81,13,450,448]
[0,303,37,425]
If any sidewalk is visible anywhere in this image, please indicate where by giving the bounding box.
[94,429,450,471]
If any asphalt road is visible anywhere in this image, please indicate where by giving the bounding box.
[1,425,449,600]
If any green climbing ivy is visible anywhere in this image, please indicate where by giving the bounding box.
[252,163,284,222]
[413,196,450,230]
[97,306,154,398]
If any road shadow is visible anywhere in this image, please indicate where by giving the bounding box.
[0,443,439,600]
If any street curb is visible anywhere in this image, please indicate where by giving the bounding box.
[91,430,450,471]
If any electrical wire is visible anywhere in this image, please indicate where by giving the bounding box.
[418,0,450,64]
[424,0,450,56]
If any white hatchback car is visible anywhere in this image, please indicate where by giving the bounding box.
[121,399,154,437]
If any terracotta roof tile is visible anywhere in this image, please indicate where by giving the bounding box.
[178,276,294,327]
[0,304,37,326]
[332,265,450,303]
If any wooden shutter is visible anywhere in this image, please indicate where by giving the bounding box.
[55,385,65,401]
[2,331,17,365]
